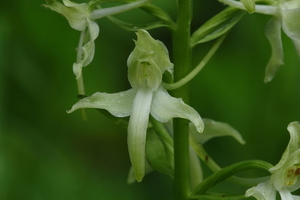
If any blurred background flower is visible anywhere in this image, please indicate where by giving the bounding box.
[1,0,300,199]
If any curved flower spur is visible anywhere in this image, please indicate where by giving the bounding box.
[67,29,204,182]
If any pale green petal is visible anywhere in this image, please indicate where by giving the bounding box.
[264,17,284,83]
[127,30,173,90]
[87,19,99,41]
[280,0,300,40]
[128,87,153,182]
[271,149,300,192]
[73,19,99,79]
[292,195,300,200]
[279,188,294,200]
[269,122,300,172]
[189,118,245,144]
[73,39,95,79]
[44,0,88,31]
[151,88,204,133]
[270,122,300,192]
[245,180,276,200]
[241,0,255,13]
[67,89,136,117]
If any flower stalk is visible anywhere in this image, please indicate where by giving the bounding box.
[171,0,193,199]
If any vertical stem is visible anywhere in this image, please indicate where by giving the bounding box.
[76,30,87,120]
[171,0,193,199]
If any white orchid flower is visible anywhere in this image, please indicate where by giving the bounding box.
[246,122,300,200]
[67,30,204,182]
[219,0,300,82]
[44,0,153,94]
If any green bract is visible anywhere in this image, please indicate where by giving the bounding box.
[220,0,300,82]
[67,30,204,182]
[246,122,300,200]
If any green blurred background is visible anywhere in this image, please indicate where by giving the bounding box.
[1,0,300,199]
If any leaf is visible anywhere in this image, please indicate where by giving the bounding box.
[191,7,245,46]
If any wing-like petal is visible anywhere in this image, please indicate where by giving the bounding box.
[151,88,204,133]
[67,89,136,117]
[127,87,153,182]
[270,122,300,172]
[280,1,300,40]
[245,180,276,200]
[44,0,87,31]
[264,17,284,82]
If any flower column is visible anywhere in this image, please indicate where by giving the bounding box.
[171,0,193,199]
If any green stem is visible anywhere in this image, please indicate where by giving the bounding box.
[163,33,228,90]
[191,160,273,196]
[171,0,193,199]
[76,30,87,121]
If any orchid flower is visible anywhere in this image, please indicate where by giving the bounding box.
[219,0,300,82]
[44,0,153,94]
[67,29,204,182]
[246,122,300,200]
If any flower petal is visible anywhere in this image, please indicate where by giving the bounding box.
[280,1,300,40]
[264,17,284,83]
[44,0,88,31]
[73,19,99,79]
[269,122,300,172]
[67,89,136,117]
[189,118,245,145]
[269,122,300,192]
[245,180,276,200]
[279,188,294,200]
[127,87,153,182]
[73,38,95,79]
[150,88,204,133]
[128,30,173,90]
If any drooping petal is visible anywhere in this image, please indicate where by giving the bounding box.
[245,180,276,200]
[67,89,137,117]
[73,19,99,79]
[280,0,300,40]
[73,38,95,79]
[127,87,153,182]
[87,19,99,42]
[189,118,245,145]
[44,0,88,31]
[264,17,284,83]
[279,188,294,200]
[150,88,204,133]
